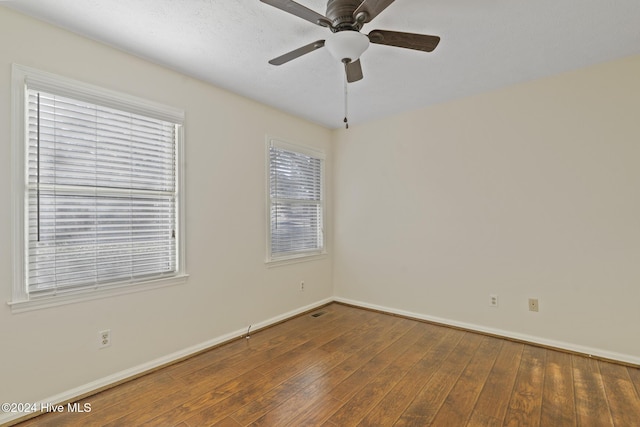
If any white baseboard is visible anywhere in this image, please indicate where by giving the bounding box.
[0,297,333,426]
[334,296,640,366]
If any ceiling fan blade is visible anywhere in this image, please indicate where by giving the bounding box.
[268,40,326,65]
[353,0,396,23]
[260,0,331,27]
[368,30,440,52]
[345,59,364,83]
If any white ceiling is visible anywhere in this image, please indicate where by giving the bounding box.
[4,0,640,128]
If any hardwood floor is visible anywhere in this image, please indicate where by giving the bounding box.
[15,303,640,426]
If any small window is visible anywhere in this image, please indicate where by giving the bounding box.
[267,138,325,262]
[10,65,187,311]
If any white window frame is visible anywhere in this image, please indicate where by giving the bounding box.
[265,137,326,264]
[9,64,188,313]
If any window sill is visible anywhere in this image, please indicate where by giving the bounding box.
[265,252,327,268]
[8,274,189,314]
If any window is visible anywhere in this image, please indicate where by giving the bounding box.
[267,138,325,262]
[10,65,186,311]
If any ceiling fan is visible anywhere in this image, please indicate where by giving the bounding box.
[260,0,441,83]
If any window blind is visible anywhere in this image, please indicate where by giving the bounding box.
[269,144,323,258]
[26,89,178,294]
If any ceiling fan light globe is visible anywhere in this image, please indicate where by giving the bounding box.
[325,30,370,62]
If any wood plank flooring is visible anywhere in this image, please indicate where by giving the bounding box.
[14,303,640,426]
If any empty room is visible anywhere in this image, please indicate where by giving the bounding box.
[1,1,639,426]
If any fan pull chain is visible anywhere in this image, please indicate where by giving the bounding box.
[343,71,349,129]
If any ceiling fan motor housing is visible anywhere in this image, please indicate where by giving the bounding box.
[326,0,363,30]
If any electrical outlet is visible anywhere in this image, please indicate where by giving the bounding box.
[528,298,539,312]
[489,294,499,307]
[98,329,111,349]
[300,281,305,291]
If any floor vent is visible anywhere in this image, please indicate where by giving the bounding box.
[310,311,326,318]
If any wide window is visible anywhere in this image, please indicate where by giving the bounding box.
[10,65,186,311]
[267,138,325,262]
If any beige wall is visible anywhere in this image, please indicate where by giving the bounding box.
[0,7,333,410]
[333,55,640,363]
